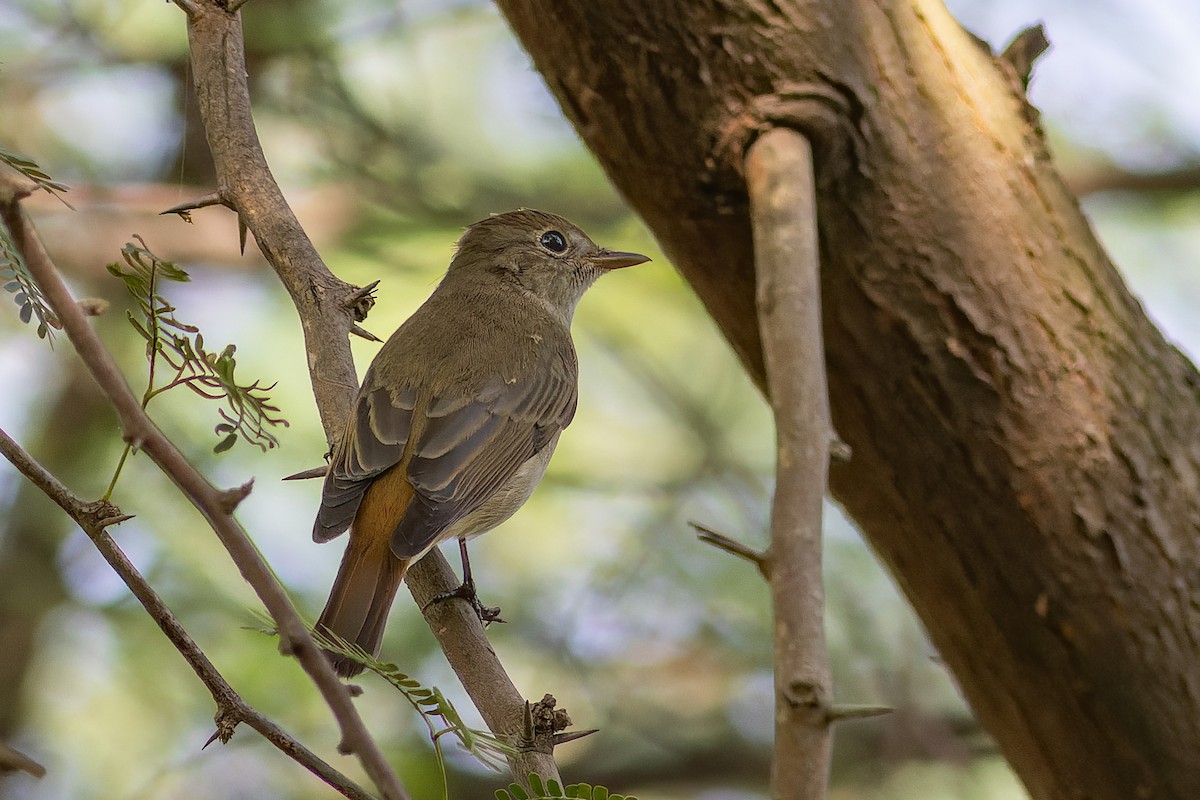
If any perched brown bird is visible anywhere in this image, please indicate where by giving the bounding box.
[313,209,648,676]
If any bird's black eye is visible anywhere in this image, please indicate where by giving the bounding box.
[539,230,567,253]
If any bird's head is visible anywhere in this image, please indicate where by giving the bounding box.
[449,209,649,319]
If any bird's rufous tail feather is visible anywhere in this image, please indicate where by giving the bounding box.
[316,535,407,678]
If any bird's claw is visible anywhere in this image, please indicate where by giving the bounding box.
[423,580,505,626]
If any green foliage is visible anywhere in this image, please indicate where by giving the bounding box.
[0,146,65,341]
[0,144,71,203]
[106,236,287,455]
[0,223,58,341]
[311,626,515,787]
[495,774,637,800]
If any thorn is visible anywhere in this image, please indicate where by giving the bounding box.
[519,700,535,749]
[217,480,254,514]
[690,521,768,576]
[98,513,135,528]
[826,704,893,723]
[1001,24,1050,89]
[203,712,238,749]
[283,465,329,481]
[550,728,599,747]
[350,324,382,343]
[237,215,248,255]
[160,192,226,217]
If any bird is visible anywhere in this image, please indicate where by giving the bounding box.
[312,209,648,677]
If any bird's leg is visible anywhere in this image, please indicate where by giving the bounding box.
[422,538,505,625]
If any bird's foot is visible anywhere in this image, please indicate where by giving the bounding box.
[423,580,505,626]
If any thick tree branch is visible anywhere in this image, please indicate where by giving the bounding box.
[175,0,566,788]
[495,2,1200,798]
[0,427,374,800]
[0,173,405,800]
[746,128,833,799]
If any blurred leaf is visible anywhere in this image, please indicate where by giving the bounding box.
[0,144,72,206]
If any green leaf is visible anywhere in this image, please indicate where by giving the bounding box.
[107,236,286,455]
[0,145,72,203]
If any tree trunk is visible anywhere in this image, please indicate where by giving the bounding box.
[495,1,1200,798]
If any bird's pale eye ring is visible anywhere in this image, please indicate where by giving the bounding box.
[539,230,567,253]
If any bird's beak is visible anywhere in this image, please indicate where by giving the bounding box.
[593,249,651,270]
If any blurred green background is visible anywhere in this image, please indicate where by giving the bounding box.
[1,1,1197,798]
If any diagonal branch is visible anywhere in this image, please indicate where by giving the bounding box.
[0,173,406,800]
[174,0,563,787]
[746,127,834,798]
[0,427,375,800]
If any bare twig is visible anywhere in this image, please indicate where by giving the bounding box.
[0,175,405,800]
[1066,164,1200,197]
[0,427,375,799]
[746,127,834,799]
[690,521,768,576]
[159,191,229,217]
[0,741,45,779]
[176,0,564,789]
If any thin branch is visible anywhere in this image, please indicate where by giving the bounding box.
[0,427,375,800]
[690,521,768,576]
[746,127,834,799]
[0,174,406,800]
[0,742,45,779]
[180,0,566,789]
[1067,164,1200,197]
[168,0,581,787]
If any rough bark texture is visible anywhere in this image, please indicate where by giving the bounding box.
[496,1,1200,798]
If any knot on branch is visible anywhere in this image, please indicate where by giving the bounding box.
[520,694,594,754]
[345,280,379,323]
[782,679,830,725]
[205,704,242,749]
[80,499,132,530]
[719,80,865,188]
[530,694,571,737]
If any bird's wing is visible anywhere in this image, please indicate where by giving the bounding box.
[312,382,419,543]
[312,357,578,557]
[392,365,577,558]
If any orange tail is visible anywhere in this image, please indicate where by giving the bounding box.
[316,537,408,677]
[316,467,416,677]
